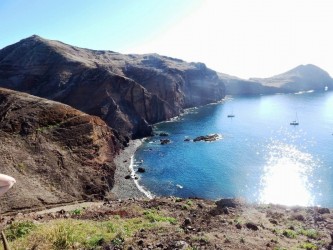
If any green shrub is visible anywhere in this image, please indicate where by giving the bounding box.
[186,200,193,206]
[71,208,82,215]
[143,209,177,224]
[282,229,297,238]
[299,242,318,250]
[86,235,105,248]
[5,221,36,241]
[299,228,319,239]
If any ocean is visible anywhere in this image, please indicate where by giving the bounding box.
[134,91,333,207]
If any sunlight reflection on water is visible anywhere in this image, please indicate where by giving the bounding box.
[259,140,316,206]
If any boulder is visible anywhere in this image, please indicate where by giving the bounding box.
[245,222,259,231]
[317,207,330,214]
[216,198,243,208]
[160,139,171,145]
[137,167,146,173]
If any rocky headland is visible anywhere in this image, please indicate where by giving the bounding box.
[219,64,333,95]
[0,35,225,139]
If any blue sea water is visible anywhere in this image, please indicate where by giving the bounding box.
[134,91,333,207]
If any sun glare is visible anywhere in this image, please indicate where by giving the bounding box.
[259,141,315,206]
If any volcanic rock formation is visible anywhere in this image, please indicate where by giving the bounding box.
[0,35,225,138]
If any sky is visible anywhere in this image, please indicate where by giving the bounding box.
[1,0,333,79]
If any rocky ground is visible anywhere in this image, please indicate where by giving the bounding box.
[1,197,333,249]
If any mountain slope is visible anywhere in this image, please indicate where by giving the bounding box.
[0,35,225,138]
[250,64,333,92]
[0,88,124,212]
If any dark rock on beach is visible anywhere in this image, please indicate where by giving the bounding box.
[137,167,146,173]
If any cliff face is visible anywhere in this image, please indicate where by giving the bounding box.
[0,88,123,212]
[0,35,225,138]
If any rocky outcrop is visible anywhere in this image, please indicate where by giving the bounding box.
[0,35,225,138]
[0,88,124,212]
[160,139,171,145]
[193,134,221,142]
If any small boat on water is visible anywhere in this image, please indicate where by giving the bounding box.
[290,121,299,126]
[227,108,235,118]
[290,112,299,126]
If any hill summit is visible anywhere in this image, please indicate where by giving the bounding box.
[250,64,333,92]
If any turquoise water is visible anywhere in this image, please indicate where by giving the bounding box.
[134,91,333,207]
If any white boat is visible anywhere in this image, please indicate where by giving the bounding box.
[290,112,299,126]
[227,108,235,118]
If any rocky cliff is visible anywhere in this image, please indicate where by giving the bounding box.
[0,35,225,138]
[0,88,124,213]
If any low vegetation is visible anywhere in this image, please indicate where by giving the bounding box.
[0,198,332,249]
[2,209,177,249]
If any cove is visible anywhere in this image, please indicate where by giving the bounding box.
[134,91,333,207]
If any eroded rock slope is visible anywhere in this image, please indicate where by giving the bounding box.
[0,88,123,212]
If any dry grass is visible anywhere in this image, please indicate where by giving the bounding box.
[1,210,178,250]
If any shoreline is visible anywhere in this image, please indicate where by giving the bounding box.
[128,155,154,199]
[109,139,152,200]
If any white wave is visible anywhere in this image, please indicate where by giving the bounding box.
[295,89,314,95]
[129,156,154,199]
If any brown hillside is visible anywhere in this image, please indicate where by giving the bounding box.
[0,88,124,213]
[0,35,225,138]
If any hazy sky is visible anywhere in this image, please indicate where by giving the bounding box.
[1,0,333,79]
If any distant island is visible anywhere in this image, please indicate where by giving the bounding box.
[220,64,333,95]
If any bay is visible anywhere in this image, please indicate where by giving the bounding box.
[134,91,333,207]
